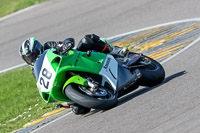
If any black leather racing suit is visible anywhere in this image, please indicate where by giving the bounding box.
[44,34,112,53]
[77,34,113,53]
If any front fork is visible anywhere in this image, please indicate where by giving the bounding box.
[62,75,109,97]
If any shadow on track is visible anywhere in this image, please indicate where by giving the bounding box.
[117,70,187,106]
[83,71,187,117]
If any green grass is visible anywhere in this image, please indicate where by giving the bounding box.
[0,0,46,18]
[0,67,59,133]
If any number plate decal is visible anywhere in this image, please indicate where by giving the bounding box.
[37,55,56,93]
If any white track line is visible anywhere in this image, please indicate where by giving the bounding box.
[31,111,72,133]
[107,17,200,40]
[0,63,27,73]
[0,4,39,73]
[0,5,38,22]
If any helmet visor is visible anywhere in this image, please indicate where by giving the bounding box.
[22,52,38,65]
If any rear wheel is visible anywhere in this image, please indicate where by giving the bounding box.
[138,57,165,87]
[65,84,118,110]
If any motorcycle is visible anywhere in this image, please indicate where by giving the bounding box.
[34,43,165,115]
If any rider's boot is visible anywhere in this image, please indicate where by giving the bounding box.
[71,103,91,115]
[110,46,129,57]
[56,102,72,108]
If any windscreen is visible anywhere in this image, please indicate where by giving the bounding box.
[34,51,47,81]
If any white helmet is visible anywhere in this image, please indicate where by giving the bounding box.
[19,37,43,66]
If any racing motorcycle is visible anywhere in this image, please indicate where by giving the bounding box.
[34,42,165,115]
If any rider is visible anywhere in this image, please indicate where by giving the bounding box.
[19,34,128,114]
[19,34,128,66]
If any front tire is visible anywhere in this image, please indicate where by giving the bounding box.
[65,84,118,110]
[138,57,165,87]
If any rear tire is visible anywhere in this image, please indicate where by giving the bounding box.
[138,57,165,87]
[65,84,118,110]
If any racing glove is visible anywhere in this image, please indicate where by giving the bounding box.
[44,39,74,54]
[55,41,73,54]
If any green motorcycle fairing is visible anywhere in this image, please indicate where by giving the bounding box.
[34,49,106,103]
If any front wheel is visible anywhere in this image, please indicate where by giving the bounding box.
[137,57,165,87]
[65,84,118,110]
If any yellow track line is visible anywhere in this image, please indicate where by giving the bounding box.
[42,108,66,117]
[142,26,193,50]
[142,24,200,50]
[151,44,185,60]
[24,108,70,128]
[155,54,171,61]
[147,38,193,58]
[147,43,183,57]
[113,26,172,47]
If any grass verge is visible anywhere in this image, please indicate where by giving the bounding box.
[0,0,46,18]
[0,67,59,133]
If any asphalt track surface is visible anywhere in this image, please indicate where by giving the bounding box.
[1,0,200,132]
